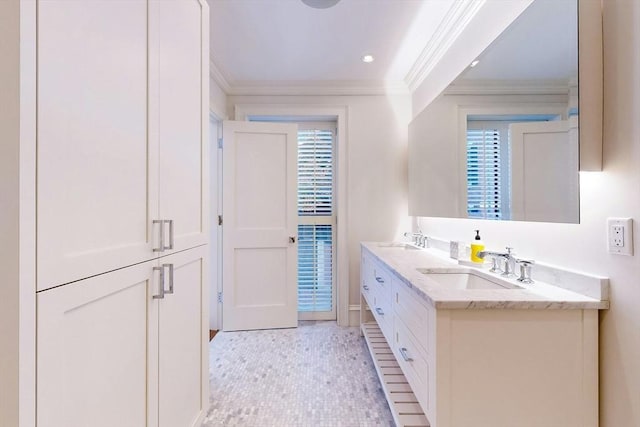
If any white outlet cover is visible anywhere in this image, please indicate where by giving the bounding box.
[608,217,634,255]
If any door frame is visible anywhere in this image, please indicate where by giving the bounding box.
[209,111,223,331]
[233,104,349,327]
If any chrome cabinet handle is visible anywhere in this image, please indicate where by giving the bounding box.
[153,220,164,252]
[375,307,384,316]
[163,263,174,294]
[363,285,369,291]
[375,277,384,284]
[163,220,174,250]
[153,266,165,299]
[399,347,413,362]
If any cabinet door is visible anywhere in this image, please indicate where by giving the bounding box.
[156,247,209,427]
[37,261,158,427]
[37,0,157,291]
[151,0,209,254]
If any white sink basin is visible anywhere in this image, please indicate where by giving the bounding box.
[377,242,421,250]
[416,269,522,290]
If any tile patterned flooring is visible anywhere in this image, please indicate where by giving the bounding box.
[202,321,395,426]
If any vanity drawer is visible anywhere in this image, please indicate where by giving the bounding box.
[361,251,376,289]
[372,261,393,300]
[361,279,375,312]
[394,315,430,412]
[393,278,433,355]
[371,290,393,341]
[361,269,374,300]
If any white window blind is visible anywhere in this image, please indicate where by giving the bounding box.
[297,128,335,316]
[297,224,333,312]
[466,127,504,220]
[298,129,333,216]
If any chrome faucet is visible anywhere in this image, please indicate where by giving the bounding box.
[403,231,427,248]
[514,259,535,284]
[477,247,517,277]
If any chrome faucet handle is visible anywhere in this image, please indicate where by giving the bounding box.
[516,259,535,284]
[501,247,517,277]
[489,256,503,273]
[403,231,423,245]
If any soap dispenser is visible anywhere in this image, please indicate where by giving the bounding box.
[470,230,485,263]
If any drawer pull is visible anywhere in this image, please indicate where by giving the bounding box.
[399,347,414,362]
[375,277,384,284]
[163,219,174,251]
[363,285,369,291]
[162,263,174,295]
[375,307,384,316]
[153,220,165,252]
[152,266,165,299]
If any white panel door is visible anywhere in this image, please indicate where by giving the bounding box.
[510,120,578,223]
[152,0,209,254]
[157,247,208,427]
[222,121,298,331]
[37,0,155,291]
[37,261,156,427]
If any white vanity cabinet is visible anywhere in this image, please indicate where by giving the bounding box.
[392,276,434,415]
[37,246,208,427]
[37,0,209,291]
[361,250,392,341]
[360,245,600,427]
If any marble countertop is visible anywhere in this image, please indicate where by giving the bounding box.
[362,242,609,310]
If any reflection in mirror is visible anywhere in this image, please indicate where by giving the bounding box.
[408,0,580,223]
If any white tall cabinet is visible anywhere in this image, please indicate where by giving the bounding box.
[37,0,208,292]
[0,1,210,426]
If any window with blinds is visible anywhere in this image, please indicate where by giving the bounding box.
[298,129,333,216]
[297,128,335,318]
[297,224,333,312]
[466,126,505,220]
[467,116,556,220]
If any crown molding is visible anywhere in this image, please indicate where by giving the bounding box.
[405,0,486,92]
[225,80,410,96]
[209,58,232,94]
[444,79,570,96]
[208,56,410,96]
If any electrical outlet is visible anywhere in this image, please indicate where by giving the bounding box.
[608,218,633,255]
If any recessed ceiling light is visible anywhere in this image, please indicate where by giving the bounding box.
[301,0,340,9]
[470,59,480,68]
[362,54,375,63]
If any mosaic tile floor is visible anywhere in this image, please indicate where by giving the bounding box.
[202,321,395,427]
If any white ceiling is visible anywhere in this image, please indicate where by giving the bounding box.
[458,0,577,83]
[208,0,455,92]
[208,0,578,94]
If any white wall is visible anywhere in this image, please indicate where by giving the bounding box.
[227,94,412,310]
[209,75,227,120]
[415,1,640,425]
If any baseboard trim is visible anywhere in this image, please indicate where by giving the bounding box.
[349,304,360,327]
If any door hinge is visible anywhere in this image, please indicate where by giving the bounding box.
[218,215,223,226]
[217,291,223,303]
[217,138,223,149]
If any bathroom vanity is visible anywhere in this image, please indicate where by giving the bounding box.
[360,242,608,427]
